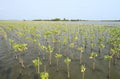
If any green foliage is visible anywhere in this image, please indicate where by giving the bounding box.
[69,43,74,48]
[110,48,120,55]
[41,45,47,50]
[40,72,49,79]
[74,35,78,40]
[47,45,54,53]
[104,55,112,61]
[63,36,67,45]
[55,53,62,59]
[82,41,86,45]
[51,18,61,21]
[64,57,71,64]
[51,30,59,34]
[13,43,27,52]
[98,36,104,43]
[16,32,25,37]
[89,52,98,59]
[90,35,95,41]
[81,65,86,72]
[99,44,105,49]
[78,47,84,53]
[7,25,14,31]
[9,39,14,44]
[90,43,95,48]
[32,59,42,67]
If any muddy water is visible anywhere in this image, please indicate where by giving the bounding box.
[0,25,120,79]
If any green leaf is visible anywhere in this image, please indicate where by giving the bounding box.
[55,53,62,58]
[64,57,71,64]
[104,55,112,61]
[40,72,49,79]
[81,65,86,72]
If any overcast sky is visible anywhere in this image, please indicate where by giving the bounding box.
[0,0,120,20]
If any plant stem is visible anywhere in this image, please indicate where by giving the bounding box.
[44,65,46,72]
[80,52,82,64]
[108,60,111,79]
[92,59,95,70]
[67,64,70,78]
[49,53,52,65]
[82,72,85,79]
[57,59,59,71]
[18,54,25,68]
[38,57,40,73]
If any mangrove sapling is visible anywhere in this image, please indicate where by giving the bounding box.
[63,36,68,56]
[40,72,49,79]
[90,35,95,44]
[98,36,104,44]
[80,30,84,41]
[38,42,41,56]
[69,43,75,59]
[110,48,120,65]
[78,47,84,64]
[41,45,47,60]
[84,34,89,49]
[47,45,54,65]
[13,43,28,68]
[58,39,61,53]
[74,32,79,48]
[8,39,14,49]
[55,53,62,71]
[104,55,112,79]
[64,57,71,78]
[51,30,59,48]
[99,44,105,57]
[32,58,42,73]
[81,65,86,79]
[7,25,14,31]
[82,41,86,51]
[0,28,6,40]
[44,31,52,46]
[89,52,98,70]
[90,35,95,51]
[90,43,95,52]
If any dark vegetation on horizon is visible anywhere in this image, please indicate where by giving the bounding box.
[32,18,87,21]
[32,18,120,22]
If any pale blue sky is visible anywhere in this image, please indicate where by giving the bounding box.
[0,0,120,20]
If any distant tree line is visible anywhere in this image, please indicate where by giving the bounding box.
[32,18,87,21]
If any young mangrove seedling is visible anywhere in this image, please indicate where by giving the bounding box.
[38,42,41,56]
[47,45,54,65]
[63,36,68,56]
[90,43,95,52]
[73,33,79,48]
[13,43,28,68]
[84,34,88,48]
[110,48,120,65]
[98,36,104,44]
[69,43,75,59]
[8,39,14,49]
[41,45,47,60]
[89,52,98,70]
[104,55,112,79]
[55,53,62,71]
[32,58,42,74]
[90,35,95,44]
[81,65,86,79]
[81,41,86,50]
[40,72,49,79]
[99,43,105,56]
[78,47,84,64]
[64,57,71,78]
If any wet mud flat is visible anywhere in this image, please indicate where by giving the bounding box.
[0,24,120,79]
